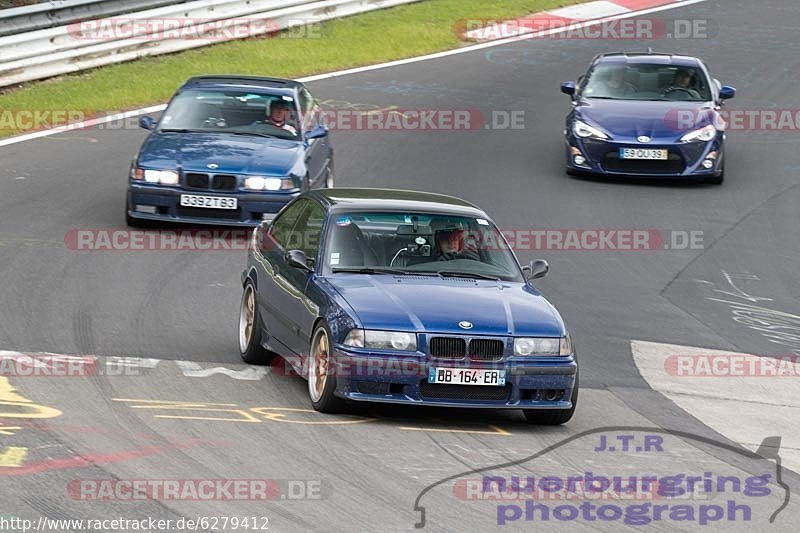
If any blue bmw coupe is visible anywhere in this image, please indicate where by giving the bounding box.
[126,75,333,227]
[239,189,578,424]
[561,53,735,183]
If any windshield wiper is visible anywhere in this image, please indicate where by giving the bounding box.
[159,128,209,133]
[332,267,409,275]
[436,270,500,281]
[227,131,281,138]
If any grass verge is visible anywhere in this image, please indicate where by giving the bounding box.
[0,0,583,138]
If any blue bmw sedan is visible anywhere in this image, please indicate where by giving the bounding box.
[561,53,735,183]
[126,75,333,227]
[239,189,578,424]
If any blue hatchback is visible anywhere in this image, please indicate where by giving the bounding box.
[126,75,333,227]
[561,53,735,183]
[239,188,578,424]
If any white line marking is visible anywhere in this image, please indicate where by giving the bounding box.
[0,0,708,149]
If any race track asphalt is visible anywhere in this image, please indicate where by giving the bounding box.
[0,0,798,530]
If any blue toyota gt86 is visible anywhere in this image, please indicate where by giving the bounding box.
[239,188,578,424]
[126,75,333,227]
[561,52,736,183]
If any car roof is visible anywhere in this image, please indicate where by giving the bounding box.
[594,52,701,68]
[307,188,488,217]
[180,75,304,97]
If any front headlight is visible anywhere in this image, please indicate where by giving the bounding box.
[573,120,609,140]
[514,335,572,356]
[244,176,295,191]
[680,124,716,143]
[134,169,179,185]
[343,329,417,352]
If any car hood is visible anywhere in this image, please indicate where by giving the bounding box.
[576,99,716,139]
[137,132,302,175]
[326,275,564,337]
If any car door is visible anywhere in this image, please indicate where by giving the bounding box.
[256,199,309,355]
[299,88,329,188]
[283,199,327,355]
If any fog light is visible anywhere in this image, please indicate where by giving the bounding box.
[135,205,157,214]
[574,155,586,166]
[702,159,714,169]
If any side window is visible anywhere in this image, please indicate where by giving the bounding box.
[288,201,325,266]
[267,200,308,251]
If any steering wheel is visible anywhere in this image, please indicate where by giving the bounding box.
[662,87,695,99]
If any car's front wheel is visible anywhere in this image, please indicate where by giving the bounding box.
[522,370,578,425]
[238,281,275,365]
[308,322,346,413]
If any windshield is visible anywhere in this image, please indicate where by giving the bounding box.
[323,212,524,282]
[580,63,711,102]
[158,89,301,140]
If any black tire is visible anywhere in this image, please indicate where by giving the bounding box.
[308,322,347,413]
[522,370,578,425]
[238,280,275,365]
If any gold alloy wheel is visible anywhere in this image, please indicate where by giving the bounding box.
[309,328,330,402]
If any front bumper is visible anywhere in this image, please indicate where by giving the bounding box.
[565,133,724,179]
[127,183,299,226]
[330,347,578,409]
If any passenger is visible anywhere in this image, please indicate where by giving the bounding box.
[596,67,636,97]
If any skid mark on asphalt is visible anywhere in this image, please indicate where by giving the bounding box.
[113,398,509,434]
[0,440,207,476]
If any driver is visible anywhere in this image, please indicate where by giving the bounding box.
[434,228,480,261]
[664,69,700,99]
[264,99,298,135]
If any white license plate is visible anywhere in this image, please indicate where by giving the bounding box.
[428,367,506,386]
[180,194,237,210]
[619,148,668,160]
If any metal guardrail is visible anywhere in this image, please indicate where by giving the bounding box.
[0,0,185,37]
[0,0,421,87]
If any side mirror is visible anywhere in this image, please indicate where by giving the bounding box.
[718,86,736,100]
[306,125,328,140]
[285,249,312,271]
[561,81,576,96]
[523,259,550,280]
[139,116,155,130]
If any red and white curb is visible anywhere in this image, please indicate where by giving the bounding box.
[464,0,694,42]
